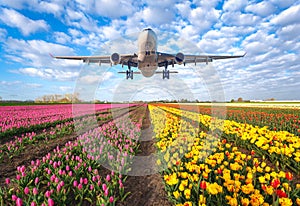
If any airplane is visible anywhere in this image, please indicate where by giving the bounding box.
[54,28,245,79]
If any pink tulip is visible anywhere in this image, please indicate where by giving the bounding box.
[16,198,22,206]
[45,190,51,198]
[48,198,54,206]
[24,187,29,195]
[102,183,107,191]
[78,184,83,190]
[12,195,17,201]
[109,196,114,203]
[89,184,94,190]
[104,188,109,196]
[16,174,21,180]
[106,175,111,182]
[31,201,37,206]
[73,180,78,187]
[33,188,38,195]
[5,178,10,184]
[34,177,39,185]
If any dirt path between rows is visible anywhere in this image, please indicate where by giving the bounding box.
[117,106,173,206]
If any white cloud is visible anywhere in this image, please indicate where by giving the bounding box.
[271,4,300,26]
[16,68,79,81]
[245,1,277,17]
[0,28,7,40]
[26,83,42,88]
[0,8,49,36]
[4,37,76,67]
[94,0,134,18]
[78,72,114,84]
[64,9,101,33]
[221,11,261,26]
[223,0,247,11]
[142,7,175,25]
[276,24,300,41]
[59,86,73,92]
[0,80,22,86]
[54,32,71,44]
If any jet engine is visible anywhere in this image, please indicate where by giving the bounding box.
[110,53,121,65]
[175,52,185,65]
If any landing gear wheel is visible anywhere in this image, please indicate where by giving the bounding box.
[163,70,169,79]
[126,70,133,79]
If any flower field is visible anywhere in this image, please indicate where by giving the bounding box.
[149,104,300,206]
[0,103,300,205]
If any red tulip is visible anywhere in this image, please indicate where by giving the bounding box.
[200,181,207,190]
[271,178,280,189]
[285,172,293,181]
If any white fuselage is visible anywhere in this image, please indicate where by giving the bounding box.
[137,28,158,77]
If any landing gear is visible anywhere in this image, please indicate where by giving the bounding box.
[126,61,133,79]
[126,70,133,79]
[163,61,170,79]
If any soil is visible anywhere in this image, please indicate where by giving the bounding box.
[117,106,173,206]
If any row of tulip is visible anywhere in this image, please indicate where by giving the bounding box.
[162,104,300,137]
[149,104,300,206]
[0,105,145,205]
[0,109,116,162]
[0,104,132,137]
[159,105,300,173]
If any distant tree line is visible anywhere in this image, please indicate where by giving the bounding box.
[35,93,81,103]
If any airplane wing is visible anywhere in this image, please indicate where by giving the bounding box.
[157,52,246,67]
[52,53,138,66]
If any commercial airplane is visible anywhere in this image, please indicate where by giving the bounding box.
[54,28,245,79]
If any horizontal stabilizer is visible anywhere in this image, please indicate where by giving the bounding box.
[155,71,178,73]
[118,71,141,74]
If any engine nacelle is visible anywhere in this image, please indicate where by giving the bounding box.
[175,52,185,65]
[110,53,121,65]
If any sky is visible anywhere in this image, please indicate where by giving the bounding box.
[0,0,299,102]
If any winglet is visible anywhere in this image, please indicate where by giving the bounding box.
[49,53,55,58]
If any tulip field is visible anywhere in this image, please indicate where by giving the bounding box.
[0,103,300,205]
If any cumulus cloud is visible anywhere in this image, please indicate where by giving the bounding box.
[0,8,49,36]
[245,1,277,17]
[223,0,247,11]
[16,68,79,81]
[271,4,300,26]
[4,37,76,67]
[142,7,175,25]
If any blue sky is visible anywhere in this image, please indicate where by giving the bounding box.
[0,0,299,102]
